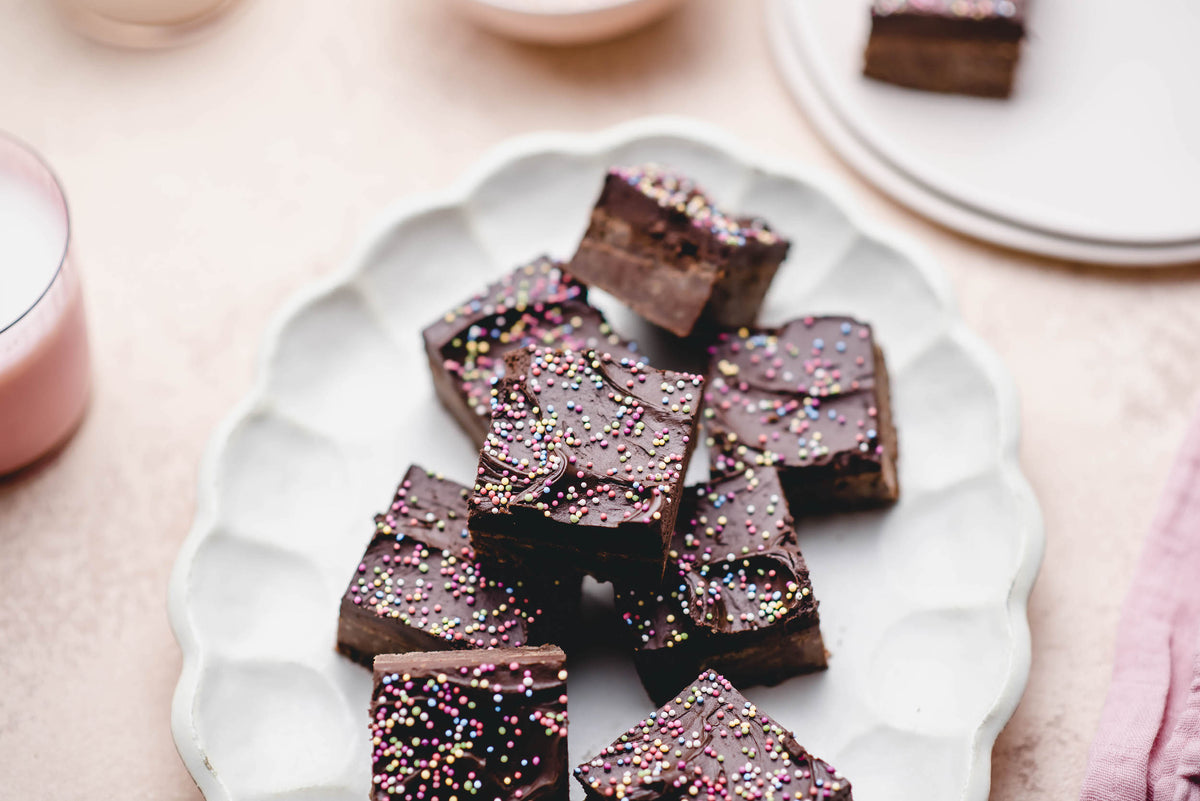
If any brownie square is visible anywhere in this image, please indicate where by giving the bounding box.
[864,0,1026,98]
[574,671,853,800]
[469,345,704,582]
[371,645,569,801]
[568,165,790,338]
[615,467,826,704]
[703,316,899,512]
[422,256,639,442]
[337,466,580,667]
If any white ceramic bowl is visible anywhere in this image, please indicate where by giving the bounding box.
[448,0,687,46]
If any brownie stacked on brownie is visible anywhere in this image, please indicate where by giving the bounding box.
[468,345,704,582]
[423,256,639,442]
[614,467,827,704]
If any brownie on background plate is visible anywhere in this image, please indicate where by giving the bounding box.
[864,0,1027,98]
[569,165,790,338]
[704,316,899,513]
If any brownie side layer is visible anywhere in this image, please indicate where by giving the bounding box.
[570,177,719,337]
[705,227,789,330]
[865,0,1025,97]
[865,34,1022,98]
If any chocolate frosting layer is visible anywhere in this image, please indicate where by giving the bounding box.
[343,466,574,649]
[871,0,1025,40]
[704,317,886,475]
[617,468,818,653]
[372,645,568,801]
[422,257,638,433]
[472,347,703,533]
[574,671,852,800]
[607,165,784,251]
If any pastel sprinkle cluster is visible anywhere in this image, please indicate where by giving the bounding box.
[621,470,813,649]
[441,259,581,325]
[705,318,882,470]
[476,347,702,527]
[611,165,781,248]
[372,661,568,800]
[673,555,807,638]
[574,672,850,800]
[435,259,634,423]
[347,472,553,647]
[873,0,1022,19]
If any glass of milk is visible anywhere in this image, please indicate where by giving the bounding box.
[0,134,90,475]
[57,0,242,48]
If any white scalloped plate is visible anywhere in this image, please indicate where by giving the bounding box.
[169,117,1043,801]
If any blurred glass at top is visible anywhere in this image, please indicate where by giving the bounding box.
[57,0,243,48]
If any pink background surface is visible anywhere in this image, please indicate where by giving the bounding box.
[0,1,1195,799]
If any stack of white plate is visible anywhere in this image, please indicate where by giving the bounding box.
[768,0,1200,266]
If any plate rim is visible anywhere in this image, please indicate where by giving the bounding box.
[167,114,1046,801]
[764,0,1200,267]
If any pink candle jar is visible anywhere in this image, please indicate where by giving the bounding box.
[0,134,90,476]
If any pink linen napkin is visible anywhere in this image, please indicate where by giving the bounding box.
[1081,411,1200,801]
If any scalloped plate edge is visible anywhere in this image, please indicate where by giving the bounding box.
[168,115,1045,801]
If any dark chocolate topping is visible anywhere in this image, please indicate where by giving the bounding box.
[422,257,638,430]
[704,318,885,473]
[608,165,784,249]
[344,466,570,648]
[617,469,817,653]
[873,0,1024,20]
[574,671,851,800]
[472,346,703,532]
[871,0,1025,39]
[372,645,568,801]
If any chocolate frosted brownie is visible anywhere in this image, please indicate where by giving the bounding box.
[615,468,827,704]
[568,165,790,338]
[574,671,852,800]
[704,317,899,512]
[372,645,569,801]
[337,466,580,666]
[469,346,704,582]
[864,0,1026,98]
[422,257,638,442]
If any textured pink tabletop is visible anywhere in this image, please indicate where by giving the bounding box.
[0,1,1196,799]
